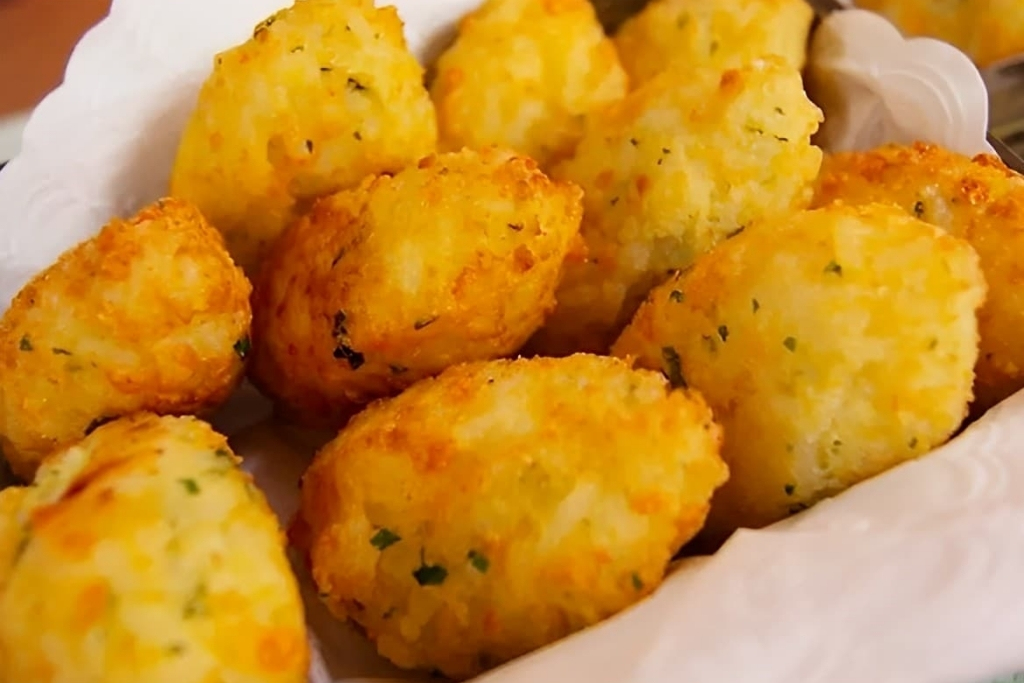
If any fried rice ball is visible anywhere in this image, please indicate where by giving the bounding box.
[292,354,728,680]
[614,0,815,88]
[430,0,628,168]
[856,0,1024,68]
[0,413,308,683]
[528,58,823,355]
[170,0,437,276]
[0,198,251,481]
[250,147,584,428]
[812,143,1024,415]
[613,203,986,544]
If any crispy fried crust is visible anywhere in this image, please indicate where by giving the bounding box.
[170,0,437,275]
[813,142,1024,414]
[614,203,985,543]
[528,58,822,355]
[0,414,308,683]
[431,0,628,168]
[614,0,814,87]
[293,354,727,680]
[0,198,251,480]
[249,148,584,427]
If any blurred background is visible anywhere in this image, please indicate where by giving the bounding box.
[0,0,111,160]
[0,0,1021,162]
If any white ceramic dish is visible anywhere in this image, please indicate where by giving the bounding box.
[1,2,1023,683]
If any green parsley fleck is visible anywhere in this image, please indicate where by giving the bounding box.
[784,483,795,496]
[468,550,489,573]
[413,562,448,586]
[353,130,362,141]
[183,583,208,618]
[783,336,797,352]
[507,222,524,232]
[752,298,761,313]
[824,260,843,276]
[717,325,729,342]
[166,643,187,656]
[913,201,925,217]
[18,335,32,351]
[669,290,684,303]
[908,437,918,449]
[710,40,719,53]
[333,344,365,369]
[214,448,231,459]
[347,77,367,92]
[414,316,439,330]
[370,528,401,550]
[305,139,314,153]
[52,347,72,356]
[631,572,644,591]
[661,346,686,388]
[629,137,639,147]
[775,107,785,115]
[928,338,938,350]
[180,479,201,495]
[233,336,251,360]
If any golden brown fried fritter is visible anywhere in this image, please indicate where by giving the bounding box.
[0,413,308,683]
[170,0,437,275]
[856,0,1024,68]
[813,142,1024,414]
[431,0,628,168]
[293,354,727,680]
[249,147,584,428]
[613,203,985,544]
[614,0,814,87]
[528,58,823,355]
[0,198,251,481]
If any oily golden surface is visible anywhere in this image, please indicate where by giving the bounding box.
[250,148,584,428]
[856,0,1024,68]
[614,0,814,87]
[0,414,308,683]
[528,58,822,355]
[613,203,985,544]
[170,0,437,275]
[0,198,251,481]
[293,354,728,680]
[431,0,628,168]
[813,143,1024,415]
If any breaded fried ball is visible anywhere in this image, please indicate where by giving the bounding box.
[613,203,986,543]
[856,0,1024,68]
[170,0,437,276]
[0,413,308,683]
[430,0,628,168]
[292,354,728,680]
[614,0,814,88]
[813,143,1024,415]
[529,58,822,355]
[0,198,251,481]
[250,148,584,428]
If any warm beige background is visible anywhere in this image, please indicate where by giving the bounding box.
[0,0,112,115]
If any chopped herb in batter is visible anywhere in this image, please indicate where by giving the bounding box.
[913,201,925,217]
[669,290,684,303]
[180,478,201,495]
[413,562,448,586]
[661,346,686,388]
[507,222,524,232]
[233,336,251,360]
[333,344,365,369]
[752,298,760,313]
[468,550,489,573]
[908,437,918,449]
[631,572,644,591]
[18,335,32,351]
[824,260,843,276]
[370,528,401,550]
[414,316,438,330]
[784,483,795,496]
[717,325,729,342]
[347,77,367,92]
[783,336,797,352]
[183,583,208,618]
